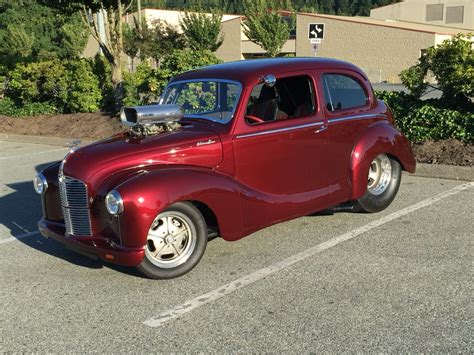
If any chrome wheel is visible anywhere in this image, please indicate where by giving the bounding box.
[145,211,197,269]
[367,154,392,196]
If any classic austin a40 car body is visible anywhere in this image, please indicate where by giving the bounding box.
[35,58,415,279]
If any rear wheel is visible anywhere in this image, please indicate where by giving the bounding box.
[136,202,207,279]
[356,154,401,213]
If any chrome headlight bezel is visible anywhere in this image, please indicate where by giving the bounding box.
[105,190,124,215]
[33,173,48,195]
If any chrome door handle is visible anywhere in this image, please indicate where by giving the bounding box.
[314,124,327,134]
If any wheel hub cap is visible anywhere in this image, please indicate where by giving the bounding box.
[367,154,392,196]
[145,211,196,269]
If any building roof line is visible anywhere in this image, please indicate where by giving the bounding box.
[296,12,468,36]
[221,16,243,24]
[370,2,401,11]
[141,8,240,18]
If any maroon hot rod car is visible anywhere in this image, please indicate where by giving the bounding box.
[35,58,415,279]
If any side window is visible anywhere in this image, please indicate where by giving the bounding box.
[322,74,368,112]
[246,76,316,125]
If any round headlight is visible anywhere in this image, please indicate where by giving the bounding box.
[33,173,48,195]
[105,190,123,215]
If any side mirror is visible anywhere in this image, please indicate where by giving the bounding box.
[260,74,276,87]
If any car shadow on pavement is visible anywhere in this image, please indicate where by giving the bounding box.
[1,179,103,269]
[1,162,146,277]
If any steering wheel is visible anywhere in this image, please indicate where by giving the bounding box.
[245,115,264,124]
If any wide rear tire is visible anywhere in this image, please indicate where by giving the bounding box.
[356,154,402,213]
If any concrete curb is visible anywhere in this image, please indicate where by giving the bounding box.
[1,133,473,182]
[0,133,94,147]
[410,163,473,182]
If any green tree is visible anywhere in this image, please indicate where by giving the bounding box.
[43,0,134,111]
[243,0,295,57]
[58,14,90,58]
[148,49,222,96]
[123,22,141,71]
[337,0,350,14]
[180,9,224,51]
[351,0,373,16]
[124,18,186,67]
[66,59,102,112]
[0,25,34,59]
[400,34,474,108]
[0,0,88,68]
[318,0,335,13]
[142,20,186,65]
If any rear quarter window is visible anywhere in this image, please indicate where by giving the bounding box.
[322,74,368,112]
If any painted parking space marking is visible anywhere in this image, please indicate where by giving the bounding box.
[0,231,40,244]
[0,147,67,160]
[143,181,474,328]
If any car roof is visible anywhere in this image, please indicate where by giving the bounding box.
[170,57,365,85]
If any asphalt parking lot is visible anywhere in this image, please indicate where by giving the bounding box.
[1,139,472,352]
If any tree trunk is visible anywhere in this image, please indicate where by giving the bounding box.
[80,1,130,113]
[111,57,124,112]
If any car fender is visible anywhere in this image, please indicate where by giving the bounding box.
[350,122,416,200]
[114,167,242,248]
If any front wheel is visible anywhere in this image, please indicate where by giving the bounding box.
[136,202,207,279]
[356,154,402,213]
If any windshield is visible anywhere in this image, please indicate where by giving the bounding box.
[160,80,241,124]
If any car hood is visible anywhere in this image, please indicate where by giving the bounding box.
[61,123,223,195]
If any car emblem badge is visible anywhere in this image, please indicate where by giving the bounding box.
[196,139,215,147]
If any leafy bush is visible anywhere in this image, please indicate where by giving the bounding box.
[5,58,102,114]
[160,49,222,78]
[66,59,102,112]
[0,97,56,117]
[399,34,474,108]
[146,49,223,98]
[123,62,154,106]
[376,90,473,143]
[7,59,68,108]
[92,54,115,111]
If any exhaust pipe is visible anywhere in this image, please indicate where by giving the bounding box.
[120,104,183,126]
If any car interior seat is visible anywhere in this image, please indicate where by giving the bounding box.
[248,85,279,122]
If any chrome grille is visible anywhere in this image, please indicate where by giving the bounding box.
[59,175,92,236]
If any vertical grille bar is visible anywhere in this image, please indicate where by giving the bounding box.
[58,175,92,236]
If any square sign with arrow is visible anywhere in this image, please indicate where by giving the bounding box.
[309,23,325,40]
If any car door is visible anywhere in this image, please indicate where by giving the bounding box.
[318,69,376,203]
[232,73,331,232]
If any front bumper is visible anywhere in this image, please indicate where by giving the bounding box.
[38,219,145,267]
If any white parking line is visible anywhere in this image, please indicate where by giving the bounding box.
[143,181,474,328]
[0,148,67,160]
[0,231,40,244]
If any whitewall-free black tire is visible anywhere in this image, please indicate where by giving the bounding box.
[137,202,207,279]
[356,154,402,213]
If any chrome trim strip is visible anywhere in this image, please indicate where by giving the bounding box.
[235,121,325,139]
[59,174,92,236]
[327,113,387,124]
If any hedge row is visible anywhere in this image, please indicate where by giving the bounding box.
[0,49,221,116]
[376,91,473,144]
[1,60,472,144]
